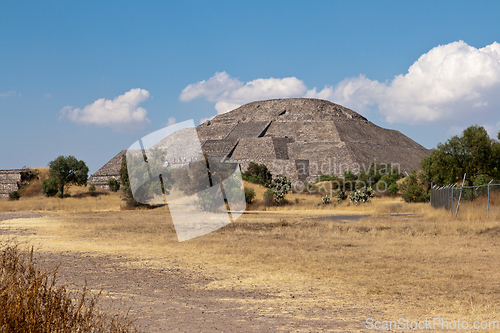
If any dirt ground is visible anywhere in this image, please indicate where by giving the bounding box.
[0,211,381,332]
[2,208,499,332]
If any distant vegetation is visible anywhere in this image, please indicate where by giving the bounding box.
[42,155,89,198]
[421,125,500,187]
[242,162,272,186]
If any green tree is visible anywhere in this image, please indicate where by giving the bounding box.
[41,177,59,197]
[119,155,142,208]
[42,156,88,198]
[421,125,500,186]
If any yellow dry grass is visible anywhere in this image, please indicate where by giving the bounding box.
[0,242,138,332]
[2,181,500,331]
[0,186,124,213]
[2,198,499,330]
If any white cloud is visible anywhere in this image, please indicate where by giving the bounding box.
[180,71,307,114]
[0,90,18,97]
[308,41,500,125]
[214,101,241,114]
[181,41,500,131]
[60,88,151,130]
[179,72,243,103]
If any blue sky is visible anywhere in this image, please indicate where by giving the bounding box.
[1,1,500,174]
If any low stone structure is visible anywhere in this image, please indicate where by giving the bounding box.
[87,151,126,190]
[89,98,432,186]
[0,169,26,198]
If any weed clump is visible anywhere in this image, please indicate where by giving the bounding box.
[0,243,139,332]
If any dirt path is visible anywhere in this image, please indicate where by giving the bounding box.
[0,212,46,221]
[34,250,368,332]
[0,212,383,332]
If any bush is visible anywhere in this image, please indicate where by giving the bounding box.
[8,191,20,201]
[0,244,138,332]
[41,177,59,197]
[244,188,256,204]
[195,189,225,213]
[266,174,291,204]
[89,184,96,192]
[473,174,496,186]
[333,189,347,203]
[315,174,338,183]
[263,189,275,206]
[242,162,272,185]
[321,195,331,205]
[387,183,399,196]
[401,171,430,203]
[343,170,358,181]
[349,186,375,205]
[107,178,120,192]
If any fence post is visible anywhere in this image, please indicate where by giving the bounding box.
[451,185,454,214]
[488,180,493,219]
[455,174,466,217]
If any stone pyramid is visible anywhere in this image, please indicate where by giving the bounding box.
[195,98,430,182]
[89,98,431,187]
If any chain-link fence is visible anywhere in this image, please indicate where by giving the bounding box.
[431,182,500,217]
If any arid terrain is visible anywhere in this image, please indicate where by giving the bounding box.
[1,185,500,332]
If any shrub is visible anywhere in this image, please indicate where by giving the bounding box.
[242,162,272,185]
[41,177,59,197]
[266,174,291,204]
[89,184,96,192]
[195,189,225,212]
[473,174,496,186]
[0,244,138,332]
[315,174,338,183]
[108,178,120,192]
[387,183,399,196]
[321,195,331,205]
[401,171,430,203]
[263,189,275,206]
[244,188,256,204]
[349,186,375,205]
[343,170,358,181]
[333,189,347,203]
[8,191,20,201]
[304,182,318,193]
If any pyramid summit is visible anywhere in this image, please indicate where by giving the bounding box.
[194,98,430,182]
[89,98,431,188]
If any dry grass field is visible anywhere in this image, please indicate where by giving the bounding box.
[1,182,500,331]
